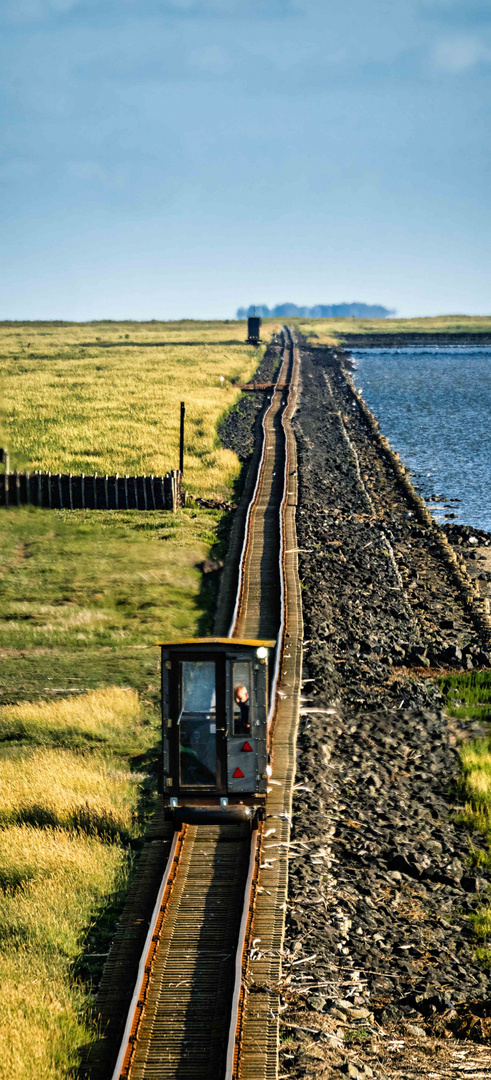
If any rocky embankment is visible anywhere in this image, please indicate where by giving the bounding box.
[280,339,491,1079]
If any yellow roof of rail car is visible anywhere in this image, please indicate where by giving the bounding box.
[155,637,276,647]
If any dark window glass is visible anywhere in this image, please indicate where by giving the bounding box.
[179,661,217,786]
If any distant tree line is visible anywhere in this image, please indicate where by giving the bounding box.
[236,302,395,319]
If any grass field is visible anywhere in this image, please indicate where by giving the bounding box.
[0,319,278,493]
[0,318,280,1078]
[0,689,143,1080]
[440,672,491,965]
[296,314,491,346]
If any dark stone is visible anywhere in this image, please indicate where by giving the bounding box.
[438,644,463,665]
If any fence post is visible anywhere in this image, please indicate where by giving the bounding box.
[16,471,20,506]
[57,474,63,508]
[69,473,73,510]
[0,450,9,508]
[150,474,156,510]
[25,471,30,505]
[180,401,185,474]
[115,473,119,510]
[81,474,85,510]
[134,475,139,509]
[37,471,42,506]
[104,475,109,510]
[124,475,129,510]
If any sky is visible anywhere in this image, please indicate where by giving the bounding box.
[1,0,490,320]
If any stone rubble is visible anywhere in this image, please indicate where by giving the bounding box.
[280,339,491,1078]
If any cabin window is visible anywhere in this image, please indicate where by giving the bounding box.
[232,661,253,735]
[179,661,217,786]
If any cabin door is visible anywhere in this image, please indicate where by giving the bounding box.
[172,657,227,794]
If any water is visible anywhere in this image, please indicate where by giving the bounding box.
[350,346,491,533]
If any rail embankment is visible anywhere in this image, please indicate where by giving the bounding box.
[282,338,491,1079]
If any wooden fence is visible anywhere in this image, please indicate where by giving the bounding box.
[0,469,182,512]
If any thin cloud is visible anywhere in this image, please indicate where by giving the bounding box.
[432,33,491,69]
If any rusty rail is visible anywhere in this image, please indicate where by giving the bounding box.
[104,327,303,1080]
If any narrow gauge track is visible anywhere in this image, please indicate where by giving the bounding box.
[105,329,302,1080]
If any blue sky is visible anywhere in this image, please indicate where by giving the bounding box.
[1,0,490,319]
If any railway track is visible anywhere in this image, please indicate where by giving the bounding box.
[92,328,303,1080]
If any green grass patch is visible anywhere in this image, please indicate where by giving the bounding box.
[440,670,491,725]
[440,671,491,843]
[0,504,220,654]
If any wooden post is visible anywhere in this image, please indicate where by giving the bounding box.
[180,401,185,474]
[134,475,139,509]
[25,471,30,505]
[94,473,98,510]
[58,473,62,508]
[150,474,156,510]
[104,475,109,509]
[1,450,9,507]
[69,473,73,510]
[47,471,52,509]
[37,471,42,506]
[124,475,129,510]
[143,474,148,511]
[115,473,119,510]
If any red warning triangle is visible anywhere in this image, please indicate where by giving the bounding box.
[233,767,244,779]
[241,741,253,752]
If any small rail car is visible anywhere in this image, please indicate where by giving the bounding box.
[157,637,275,826]
[246,315,261,345]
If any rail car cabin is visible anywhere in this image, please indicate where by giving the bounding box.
[158,637,274,825]
[246,316,261,345]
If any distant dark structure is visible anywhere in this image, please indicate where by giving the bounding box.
[246,315,261,344]
[237,302,395,319]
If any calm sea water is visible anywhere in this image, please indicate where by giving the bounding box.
[351,346,491,533]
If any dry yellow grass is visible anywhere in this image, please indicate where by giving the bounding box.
[0,688,145,1080]
[0,686,148,750]
[0,744,141,837]
[0,950,91,1080]
[0,827,127,1080]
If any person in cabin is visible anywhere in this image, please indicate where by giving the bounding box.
[233,685,250,734]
